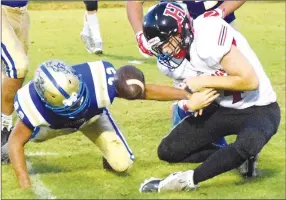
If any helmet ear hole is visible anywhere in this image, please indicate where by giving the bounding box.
[69,80,72,84]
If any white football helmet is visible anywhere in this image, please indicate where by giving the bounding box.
[33,60,90,118]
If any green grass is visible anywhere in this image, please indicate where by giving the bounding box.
[2,2,286,199]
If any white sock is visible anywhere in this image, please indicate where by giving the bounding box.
[1,113,13,131]
[86,12,102,42]
[82,12,90,35]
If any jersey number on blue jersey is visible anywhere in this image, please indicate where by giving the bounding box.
[106,67,116,86]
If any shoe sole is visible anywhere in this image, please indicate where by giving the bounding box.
[94,50,103,55]
[139,177,162,193]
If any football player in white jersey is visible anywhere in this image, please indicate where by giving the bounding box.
[3,59,198,189]
[126,0,245,148]
[139,2,281,192]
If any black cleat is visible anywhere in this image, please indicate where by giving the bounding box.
[102,157,115,172]
[139,178,161,193]
[1,150,10,164]
[238,155,258,177]
[1,142,10,164]
[1,127,12,147]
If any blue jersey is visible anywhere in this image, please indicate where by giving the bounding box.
[2,1,28,7]
[161,1,235,23]
[183,1,235,23]
[14,61,118,130]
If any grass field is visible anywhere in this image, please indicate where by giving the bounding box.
[1,2,285,199]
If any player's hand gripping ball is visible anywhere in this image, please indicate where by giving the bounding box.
[114,65,145,100]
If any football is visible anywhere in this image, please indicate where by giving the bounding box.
[114,65,145,100]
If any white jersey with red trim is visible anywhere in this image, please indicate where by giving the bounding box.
[157,15,276,109]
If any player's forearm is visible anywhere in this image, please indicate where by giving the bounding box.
[143,84,189,101]
[198,76,258,91]
[219,1,246,18]
[8,139,31,189]
[126,1,144,34]
[8,120,33,189]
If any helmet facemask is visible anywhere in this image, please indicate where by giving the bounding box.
[149,33,186,70]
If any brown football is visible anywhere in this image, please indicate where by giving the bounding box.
[114,65,145,100]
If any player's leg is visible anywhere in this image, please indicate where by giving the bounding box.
[1,6,29,146]
[30,127,76,143]
[146,103,280,192]
[158,106,229,164]
[17,6,30,55]
[80,109,134,173]
[81,0,103,55]
[171,102,228,148]
[193,104,280,184]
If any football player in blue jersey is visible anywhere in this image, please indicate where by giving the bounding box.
[4,60,197,189]
[1,0,30,148]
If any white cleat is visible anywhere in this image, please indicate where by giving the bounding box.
[93,41,103,55]
[80,31,103,55]
[139,170,197,193]
[158,170,197,192]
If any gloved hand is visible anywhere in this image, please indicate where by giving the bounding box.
[136,30,153,58]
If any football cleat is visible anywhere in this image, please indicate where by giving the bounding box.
[93,41,103,55]
[1,144,10,164]
[140,170,197,193]
[139,178,162,193]
[1,127,12,147]
[237,155,258,177]
[158,170,197,192]
[80,31,103,55]
[102,157,115,172]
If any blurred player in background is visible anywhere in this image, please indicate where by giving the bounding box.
[1,0,30,148]
[4,60,195,189]
[80,0,103,55]
[139,2,280,192]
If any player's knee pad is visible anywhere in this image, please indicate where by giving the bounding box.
[235,131,266,159]
[3,53,29,79]
[84,0,98,11]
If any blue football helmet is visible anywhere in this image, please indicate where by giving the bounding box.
[33,60,90,118]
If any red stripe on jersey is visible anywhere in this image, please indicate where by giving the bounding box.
[232,38,237,46]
